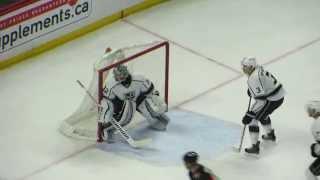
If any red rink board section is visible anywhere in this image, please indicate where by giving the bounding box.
[0,0,77,30]
[0,0,37,17]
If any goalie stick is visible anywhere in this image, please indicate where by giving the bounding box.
[76,80,151,148]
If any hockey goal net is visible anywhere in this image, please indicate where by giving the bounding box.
[60,41,169,141]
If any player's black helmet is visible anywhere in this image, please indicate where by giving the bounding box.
[183,151,198,163]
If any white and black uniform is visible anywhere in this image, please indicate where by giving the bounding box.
[99,75,169,132]
[246,66,284,145]
[307,118,320,180]
[247,66,284,122]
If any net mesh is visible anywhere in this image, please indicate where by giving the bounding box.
[60,41,169,140]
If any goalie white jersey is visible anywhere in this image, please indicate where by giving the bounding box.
[104,75,153,102]
[247,66,285,101]
[99,73,169,133]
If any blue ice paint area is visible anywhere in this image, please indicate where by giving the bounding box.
[97,109,241,165]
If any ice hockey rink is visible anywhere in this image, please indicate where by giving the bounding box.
[1,0,320,179]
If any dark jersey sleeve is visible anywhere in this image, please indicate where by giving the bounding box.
[189,165,217,180]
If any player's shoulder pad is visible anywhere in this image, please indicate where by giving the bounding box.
[106,78,121,88]
[105,77,115,87]
[133,75,151,83]
[131,74,147,81]
[132,75,152,88]
[248,68,260,83]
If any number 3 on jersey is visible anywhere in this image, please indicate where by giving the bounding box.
[260,69,278,85]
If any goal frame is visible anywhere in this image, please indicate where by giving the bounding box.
[97,41,170,105]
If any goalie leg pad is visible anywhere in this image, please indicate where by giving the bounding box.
[137,98,169,131]
[150,114,170,131]
[118,100,135,127]
[145,94,167,115]
[112,96,126,121]
[103,100,135,132]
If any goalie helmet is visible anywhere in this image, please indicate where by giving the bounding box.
[183,151,198,163]
[241,57,257,75]
[113,64,130,82]
[306,100,320,118]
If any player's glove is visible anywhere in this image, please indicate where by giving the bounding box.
[247,89,251,97]
[242,111,256,125]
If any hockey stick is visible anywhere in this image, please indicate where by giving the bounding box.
[76,80,151,148]
[233,97,252,153]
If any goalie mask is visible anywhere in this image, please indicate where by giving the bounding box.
[113,64,131,87]
[241,57,257,75]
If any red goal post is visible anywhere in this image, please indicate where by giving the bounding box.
[60,41,170,141]
[98,41,170,104]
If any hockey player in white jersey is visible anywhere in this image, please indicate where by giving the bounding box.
[241,57,285,154]
[306,101,320,180]
[97,64,170,143]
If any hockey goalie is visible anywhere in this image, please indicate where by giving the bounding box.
[97,64,170,143]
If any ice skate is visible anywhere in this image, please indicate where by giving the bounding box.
[262,129,276,142]
[245,141,260,155]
